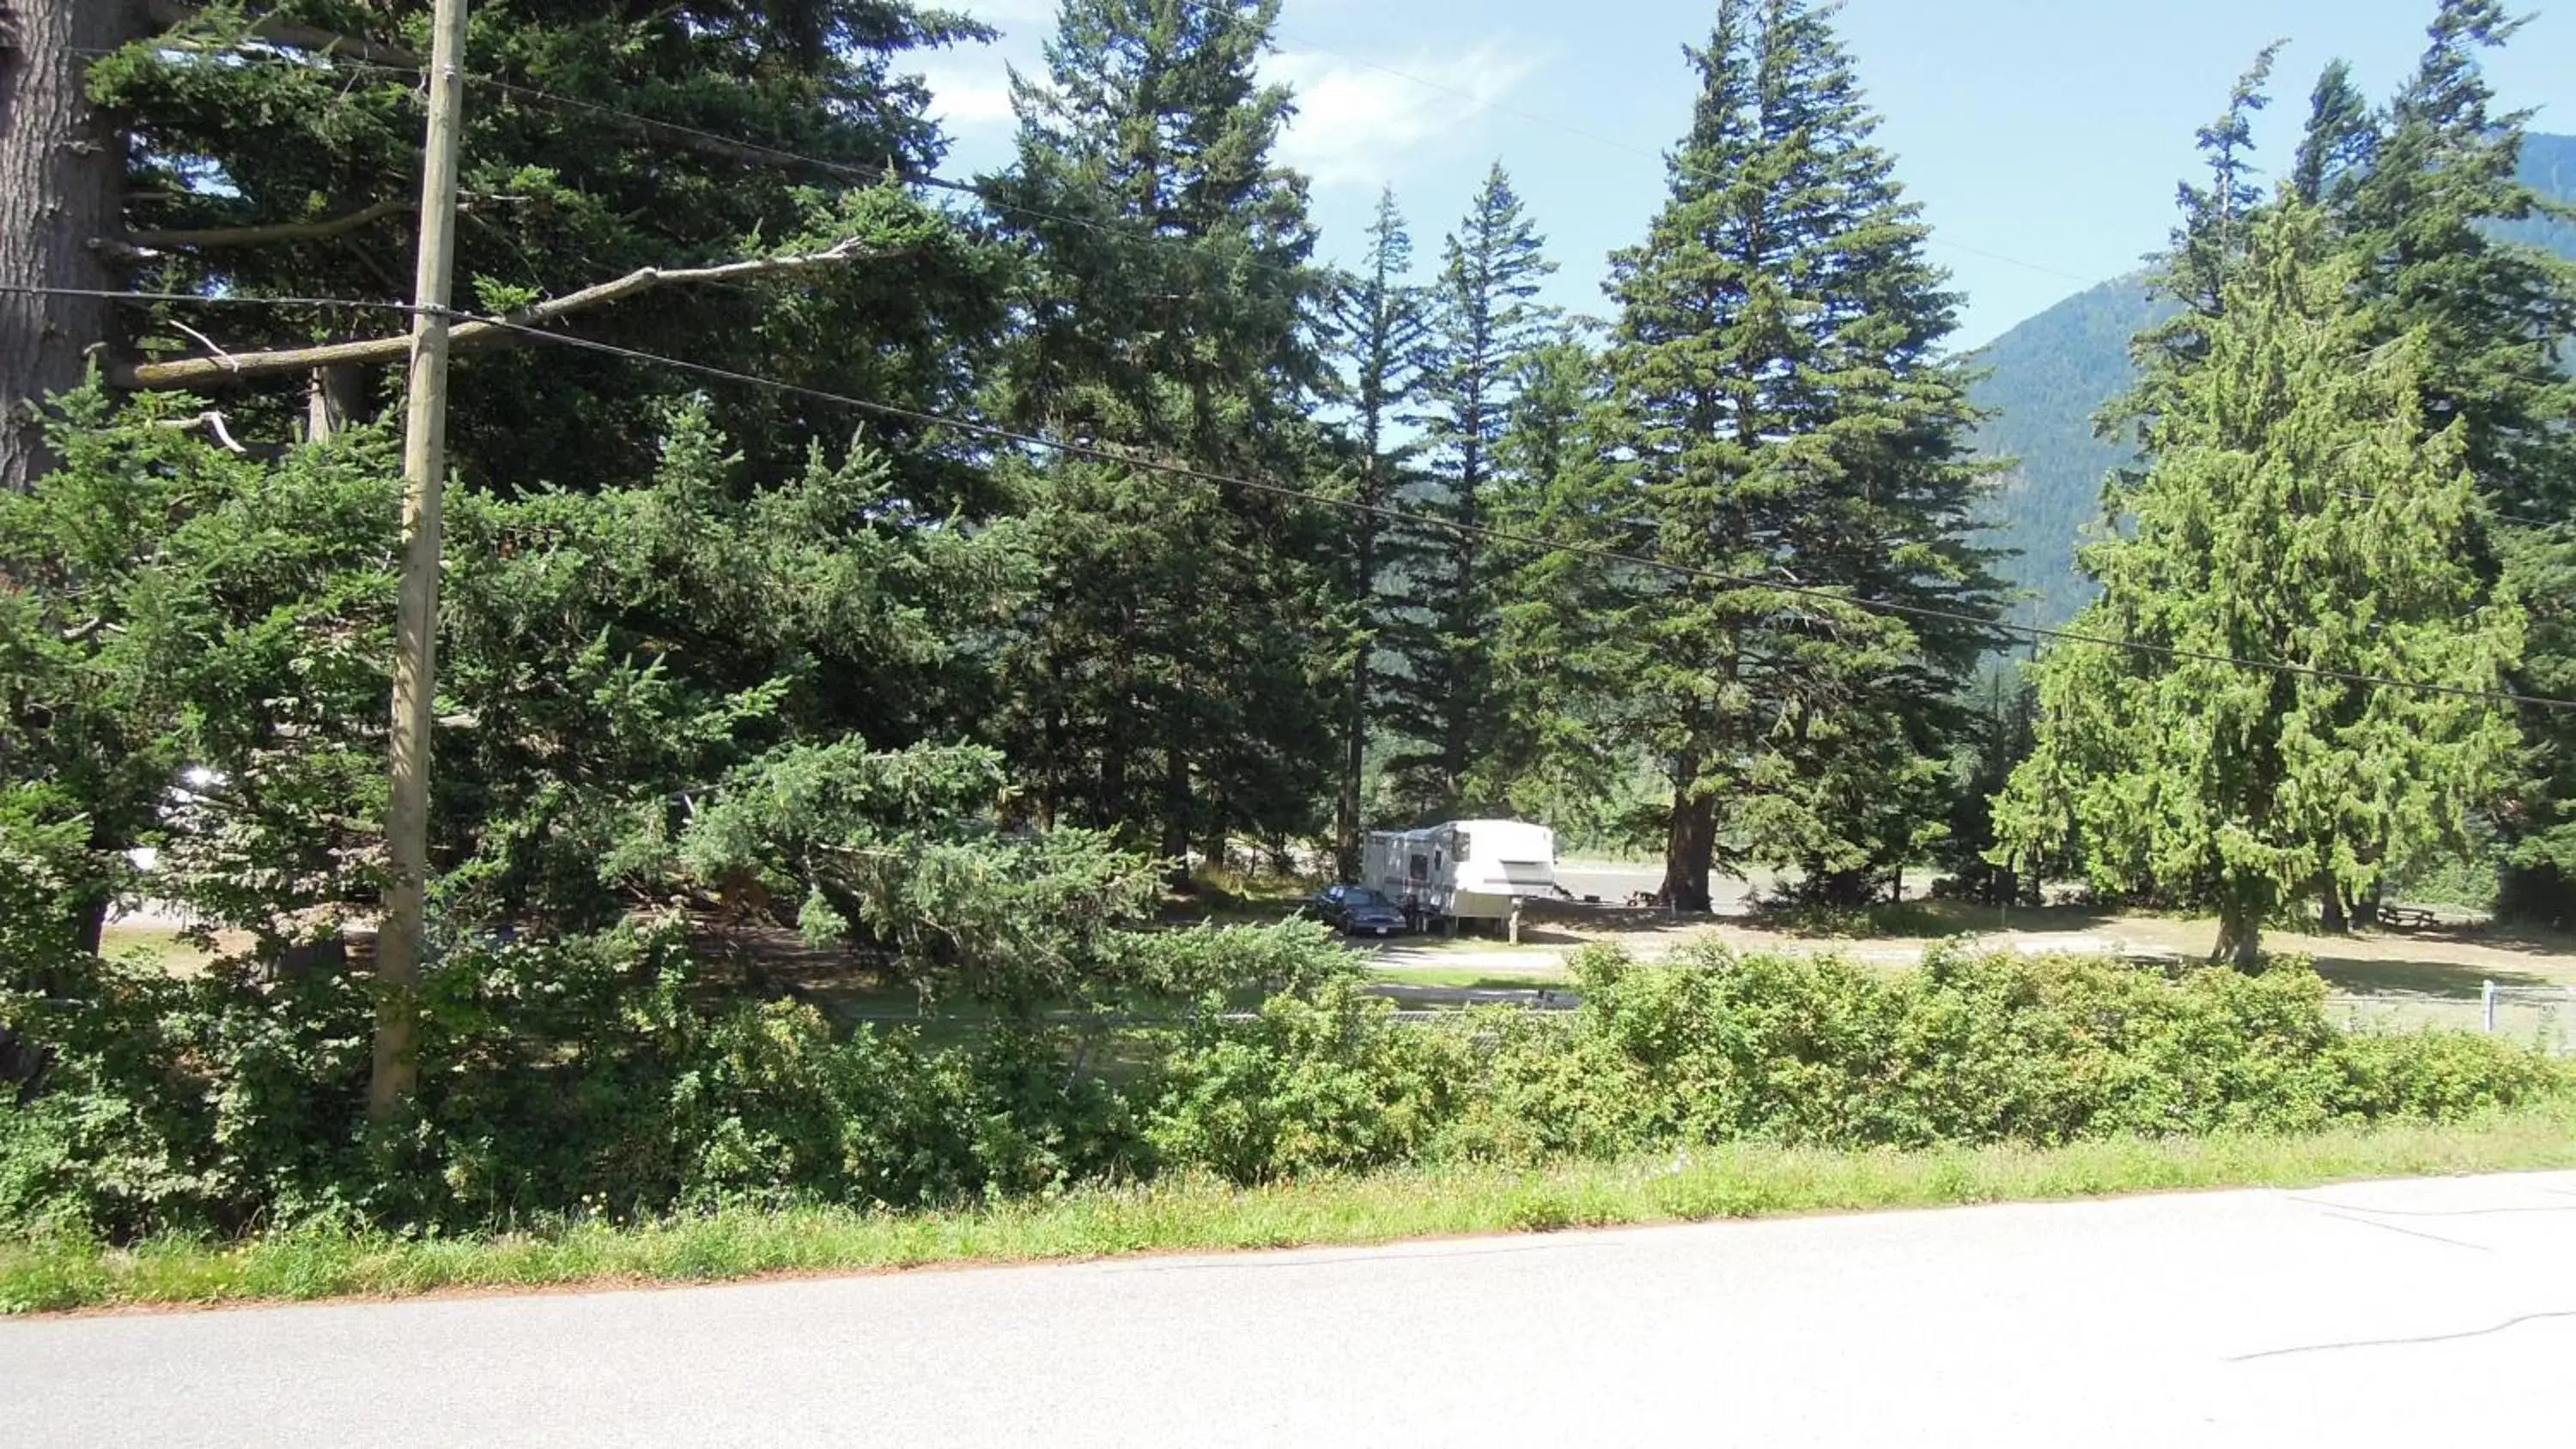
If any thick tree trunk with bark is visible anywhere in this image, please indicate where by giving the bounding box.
[2214,892,2265,973]
[1,0,137,494]
[1201,806,1228,883]
[2317,871,2348,934]
[1661,760,1716,913]
[1338,511,1374,882]
[304,362,367,441]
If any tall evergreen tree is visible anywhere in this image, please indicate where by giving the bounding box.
[1564,0,2003,910]
[2165,44,2286,323]
[1996,203,2524,968]
[1382,164,1558,815]
[28,1,1005,494]
[1477,333,1635,835]
[2293,61,2378,208]
[1325,189,1431,871]
[2295,2,2576,922]
[2336,1,2573,503]
[983,0,1337,872]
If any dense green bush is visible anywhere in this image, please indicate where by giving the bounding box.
[2,937,2567,1243]
[1149,978,1473,1181]
[1426,944,2567,1163]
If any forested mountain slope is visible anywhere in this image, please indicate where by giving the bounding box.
[1969,131,2576,627]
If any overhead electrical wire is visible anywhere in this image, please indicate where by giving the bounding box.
[87,22,2102,294]
[33,27,2570,706]
[9,279,2567,714]
[74,43,1326,293]
[1183,0,2105,287]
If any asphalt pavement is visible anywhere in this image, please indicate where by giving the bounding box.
[9,1172,2574,1446]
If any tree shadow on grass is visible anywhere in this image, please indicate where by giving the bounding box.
[2312,955,2560,1000]
[2408,920,2576,961]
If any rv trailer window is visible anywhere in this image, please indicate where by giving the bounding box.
[1409,854,1428,881]
[1455,832,1471,862]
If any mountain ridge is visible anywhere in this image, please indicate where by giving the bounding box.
[1965,131,2576,627]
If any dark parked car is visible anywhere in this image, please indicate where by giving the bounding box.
[1304,883,1408,937]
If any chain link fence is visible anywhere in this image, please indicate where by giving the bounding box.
[835,986,2575,1058]
[2329,985,2575,1056]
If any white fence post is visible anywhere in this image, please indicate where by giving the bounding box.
[2482,979,2499,1034]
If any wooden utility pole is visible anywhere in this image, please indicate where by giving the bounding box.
[370,0,471,1121]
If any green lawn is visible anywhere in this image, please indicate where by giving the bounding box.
[98,925,218,975]
[11,1100,2575,1315]
[1366,968,1571,990]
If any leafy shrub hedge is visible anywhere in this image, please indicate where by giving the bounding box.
[1434,945,2566,1160]
[2,935,2565,1242]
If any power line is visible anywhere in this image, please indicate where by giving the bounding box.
[79,43,1327,294]
[96,20,2101,298]
[110,47,2572,536]
[43,282,2564,545]
[1227,3,2102,288]
[10,277,2565,709]
[461,73,1321,290]
[2,286,419,314]
[44,276,2531,714]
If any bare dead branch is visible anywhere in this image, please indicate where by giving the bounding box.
[150,411,249,452]
[141,0,423,69]
[164,318,240,373]
[112,238,899,391]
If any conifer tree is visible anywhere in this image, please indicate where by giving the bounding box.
[1379,165,1559,816]
[1996,204,2524,969]
[2166,45,2286,322]
[983,0,1337,871]
[1325,189,1431,870]
[1574,0,2004,909]
[22,0,1000,494]
[1476,333,1634,834]
[2293,61,2378,208]
[2293,2,2576,921]
[2336,1,2573,499]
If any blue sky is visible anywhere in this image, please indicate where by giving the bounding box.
[917,1,2576,348]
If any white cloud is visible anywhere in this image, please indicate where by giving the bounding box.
[1264,45,1542,189]
[949,0,1059,27]
[916,59,1019,129]
[911,33,1547,166]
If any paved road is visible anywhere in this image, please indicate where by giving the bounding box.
[9,1173,2574,1446]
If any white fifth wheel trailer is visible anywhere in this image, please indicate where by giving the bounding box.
[1361,820,1558,940]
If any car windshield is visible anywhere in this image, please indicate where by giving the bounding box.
[1342,888,1390,907]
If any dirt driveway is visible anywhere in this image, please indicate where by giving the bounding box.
[1364,900,2576,1033]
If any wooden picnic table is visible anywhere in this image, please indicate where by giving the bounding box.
[2379,905,2439,931]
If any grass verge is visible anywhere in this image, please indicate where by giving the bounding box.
[10,1098,2576,1317]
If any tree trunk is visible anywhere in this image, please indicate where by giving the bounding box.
[2317,871,2348,934]
[0,0,138,494]
[1201,797,1228,882]
[1339,513,1374,881]
[304,362,367,441]
[1661,761,1716,913]
[2350,834,2387,929]
[1097,627,1133,828]
[2213,894,2263,973]
[71,893,107,960]
[1160,745,1192,891]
